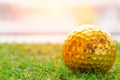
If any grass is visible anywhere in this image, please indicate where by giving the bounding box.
[0,42,120,80]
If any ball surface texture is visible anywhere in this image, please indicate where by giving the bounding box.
[62,24,116,73]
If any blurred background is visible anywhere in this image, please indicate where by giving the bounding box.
[0,0,120,43]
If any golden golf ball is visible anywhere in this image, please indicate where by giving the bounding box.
[62,24,116,73]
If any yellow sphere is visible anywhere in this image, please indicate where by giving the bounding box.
[62,24,117,73]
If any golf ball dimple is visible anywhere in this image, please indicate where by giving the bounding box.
[62,24,117,73]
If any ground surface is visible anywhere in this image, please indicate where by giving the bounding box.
[0,43,120,80]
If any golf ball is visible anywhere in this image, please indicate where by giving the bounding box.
[62,24,116,73]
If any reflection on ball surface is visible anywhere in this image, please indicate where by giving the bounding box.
[62,24,116,73]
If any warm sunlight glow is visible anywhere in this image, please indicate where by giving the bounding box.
[0,0,119,43]
[47,1,63,13]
